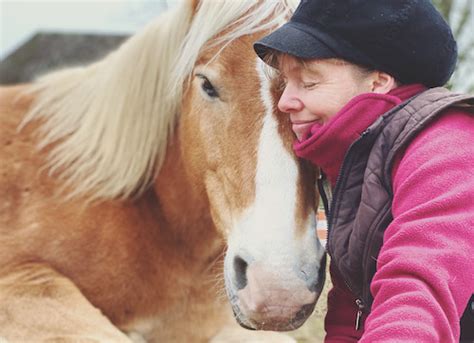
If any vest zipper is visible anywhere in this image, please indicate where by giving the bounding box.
[355,298,365,330]
[326,129,372,330]
[326,128,371,250]
[317,171,330,215]
[319,170,369,329]
[361,206,392,306]
[326,128,371,266]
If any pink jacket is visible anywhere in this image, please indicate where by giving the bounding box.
[294,85,474,341]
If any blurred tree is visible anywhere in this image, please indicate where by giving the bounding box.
[432,0,474,92]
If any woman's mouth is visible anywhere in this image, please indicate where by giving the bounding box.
[291,120,323,141]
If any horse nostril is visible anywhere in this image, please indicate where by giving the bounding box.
[233,255,248,290]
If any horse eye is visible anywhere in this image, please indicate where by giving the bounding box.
[196,74,219,99]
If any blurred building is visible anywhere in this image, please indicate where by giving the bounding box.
[0,32,128,84]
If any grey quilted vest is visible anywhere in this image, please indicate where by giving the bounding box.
[320,87,474,336]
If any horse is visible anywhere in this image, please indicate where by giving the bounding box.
[0,0,326,341]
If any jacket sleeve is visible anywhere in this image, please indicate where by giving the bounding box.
[360,109,474,342]
[324,263,364,342]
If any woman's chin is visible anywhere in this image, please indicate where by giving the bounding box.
[292,120,323,141]
[292,122,314,141]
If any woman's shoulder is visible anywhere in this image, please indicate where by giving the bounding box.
[392,106,474,189]
[411,105,473,151]
[404,105,473,156]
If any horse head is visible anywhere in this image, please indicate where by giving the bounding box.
[170,0,327,331]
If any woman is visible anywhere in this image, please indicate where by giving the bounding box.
[254,0,474,341]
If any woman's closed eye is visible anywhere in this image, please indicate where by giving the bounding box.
[302,81,319,89]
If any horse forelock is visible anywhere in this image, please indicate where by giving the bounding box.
[172,0,296,95]
[20,0,296,202]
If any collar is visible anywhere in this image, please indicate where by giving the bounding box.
[293,84,426,186]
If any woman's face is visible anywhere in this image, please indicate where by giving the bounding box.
[277,56,374,141]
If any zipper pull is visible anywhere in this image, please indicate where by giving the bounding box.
[317,170,330,216]
[355,299,365,331]
[360,128,371,138]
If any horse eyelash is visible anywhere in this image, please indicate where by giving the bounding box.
[195,73,220,99]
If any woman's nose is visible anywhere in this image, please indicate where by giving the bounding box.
[278,87,303,114]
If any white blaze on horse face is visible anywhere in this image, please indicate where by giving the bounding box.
[227,58,321,262]
[244,59,304,260]
[224,59,325,330]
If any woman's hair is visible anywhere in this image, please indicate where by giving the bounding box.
[263,50,376,82]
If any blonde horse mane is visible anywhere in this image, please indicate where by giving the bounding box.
[21,0,296,201]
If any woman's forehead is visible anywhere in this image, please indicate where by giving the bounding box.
[277,54,305,71]
[278,55,345,76]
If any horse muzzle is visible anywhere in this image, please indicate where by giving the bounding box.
[226,255,326,331]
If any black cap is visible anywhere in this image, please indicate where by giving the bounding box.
[254,0,457,87]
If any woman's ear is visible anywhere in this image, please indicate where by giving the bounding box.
[370,71,398,94]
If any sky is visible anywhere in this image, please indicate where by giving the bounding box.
[1,0,472,91]
[0,0,174,59]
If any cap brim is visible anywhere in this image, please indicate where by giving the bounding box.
[254,22,338,64]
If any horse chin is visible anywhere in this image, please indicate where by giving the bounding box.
[230,300,318,332]
[225,280,322,332]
